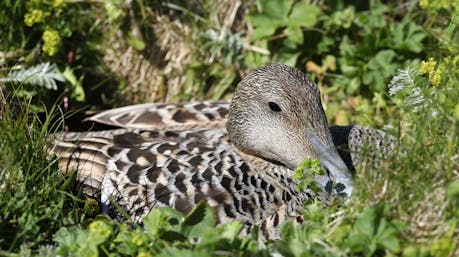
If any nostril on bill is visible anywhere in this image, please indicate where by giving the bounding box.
[335,183,346,192]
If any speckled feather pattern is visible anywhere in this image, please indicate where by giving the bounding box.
[52,127,313,239]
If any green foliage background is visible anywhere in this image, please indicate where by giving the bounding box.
[0,0,458,256]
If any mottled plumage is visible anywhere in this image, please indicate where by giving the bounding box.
[50,63,393,239]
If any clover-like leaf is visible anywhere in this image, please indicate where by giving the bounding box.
[287,2,321,28]
[249,0,293,39]
[181,201,216,240]
[143,207,183,240]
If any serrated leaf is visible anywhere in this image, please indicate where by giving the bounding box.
[219,221,244,239]
[354,208,375,236]
[288,2,321,28]
[253,26,276,41]
[364,50,397,89]
[379,234,400,252]
[256,0,292,24]
[249,0,293,39]
[199,221,244,245]
[143,207,183,240]
[181,201,216,239]
[286,26,303,44]
[371,50,396,68]
[392,21,427,53]
[53,227,80,248]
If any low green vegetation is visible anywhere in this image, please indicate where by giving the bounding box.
[1,0,458,256]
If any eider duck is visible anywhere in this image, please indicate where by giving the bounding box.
[50,63,394,239]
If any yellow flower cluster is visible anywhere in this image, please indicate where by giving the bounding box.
[419,56,459,87]
[89,220,112,240]
[53,0,65,8]
[24,9,45,27]
[42,29,61,56]
[137,252,152,257]
[130,230,146,246]
[419,0,455,9]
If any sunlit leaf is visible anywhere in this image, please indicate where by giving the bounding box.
[288,2,321,28]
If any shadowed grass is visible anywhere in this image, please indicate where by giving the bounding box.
[0,92,89,253]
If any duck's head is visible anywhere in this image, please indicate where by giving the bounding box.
[227,63,353,196]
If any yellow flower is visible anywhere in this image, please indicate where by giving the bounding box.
[430,70,442,87]
[453,55,459,66]
[137,252,152,257]
[24,9,45,27]
[419,0,429,9]
[89,220,112,240]
[419,57,437,75]
[419,57,447,87]
[42,29,61,56]
[53,0,65,8]
[130,231,146,246]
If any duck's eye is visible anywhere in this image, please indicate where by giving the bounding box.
[268,102,281,112]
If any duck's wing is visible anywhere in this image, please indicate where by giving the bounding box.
[330,125,397,172]
[49,128,296,230]
[86,101,230,130]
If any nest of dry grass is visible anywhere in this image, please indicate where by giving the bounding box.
[103,0,251,105]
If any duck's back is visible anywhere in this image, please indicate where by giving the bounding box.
[86,101,230,130]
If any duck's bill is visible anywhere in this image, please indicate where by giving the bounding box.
[306,129,354,198]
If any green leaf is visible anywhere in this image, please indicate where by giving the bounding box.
[249,0,293,39]
[286,26,303,44]
[392,21,427,53]
[287,2,321,28]
[181,201,216,239]
[127,32,146,51]
[143,207,183,240]
[447,181,459,199]
[115,226,146,256]
[53,227,81,250]
[279,220,295,240]
[62,67,85,102]
[354,208,375,237]
[275,49,300,66]
[199,221,244,245]
[258,0,292,24]
[370,50,396,69]
[251,24,277,40]
[157,247,212,257]
[379,234,400,252]
[317,36,334,54]
[363,50,397,90]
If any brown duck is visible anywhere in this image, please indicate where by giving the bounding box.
[50,63,395,239]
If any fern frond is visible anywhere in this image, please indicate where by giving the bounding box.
[388,67,425,111]
[0,63,64,90]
